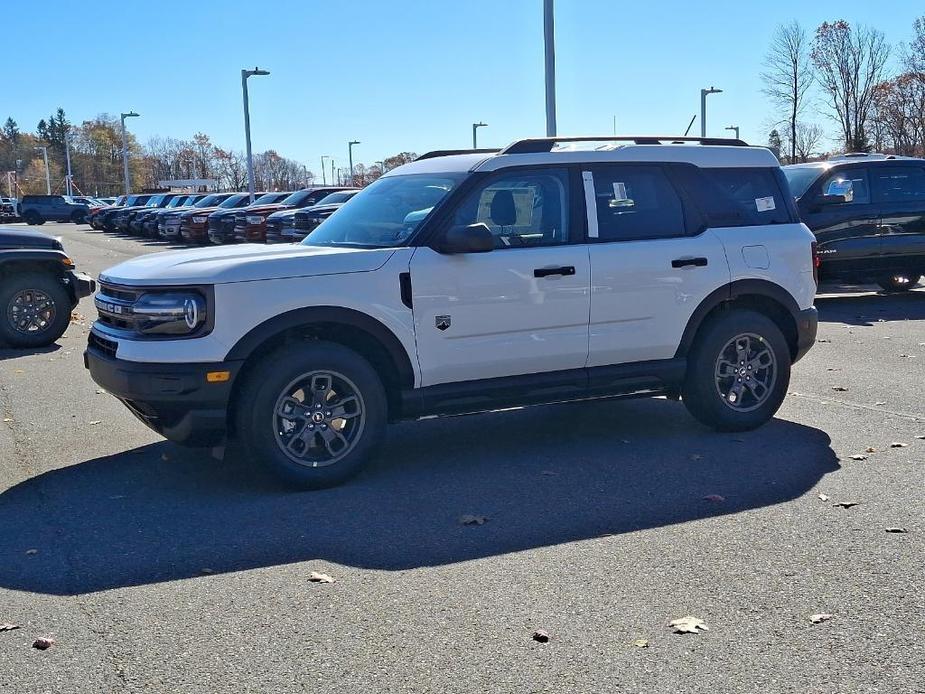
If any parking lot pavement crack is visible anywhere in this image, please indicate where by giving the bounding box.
[789,391,925,422]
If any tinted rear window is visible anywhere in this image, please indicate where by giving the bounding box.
[699,168,793,226]
[871,166,925,202]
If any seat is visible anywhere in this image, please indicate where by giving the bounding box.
[489,189,517,226]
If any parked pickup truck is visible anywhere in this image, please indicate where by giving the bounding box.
[784,154,925,292]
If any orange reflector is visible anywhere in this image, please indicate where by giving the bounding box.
[61,257,75,267]
[206,371,231,383]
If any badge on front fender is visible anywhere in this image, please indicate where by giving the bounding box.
[435,315,451,331]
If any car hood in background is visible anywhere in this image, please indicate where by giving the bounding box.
[0,228,61,249]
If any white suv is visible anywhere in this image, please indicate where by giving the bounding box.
[85,136,819,488]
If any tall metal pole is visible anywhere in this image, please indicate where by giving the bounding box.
[472,122,486,149]
[700,87,722,138]
[64,132,73,196]
[120,111,139,195]
[543,0,557,137]
[725,125,740,140]
[241,67,270,203]
[331,159,335,187]
[348,141,360,186]
[321,156,329,185]
[35,146,51,194]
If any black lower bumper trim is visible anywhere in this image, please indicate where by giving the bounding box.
[69,271,96,300]
[794,306,818,362]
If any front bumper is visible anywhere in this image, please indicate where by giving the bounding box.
[68,271,96,301]
[794,306,818,363]
[84,337,241,446]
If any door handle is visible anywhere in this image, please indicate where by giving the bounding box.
[534,265,576,278]
[671,257,708,268]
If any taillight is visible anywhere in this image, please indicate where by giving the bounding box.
[811,241,820,285]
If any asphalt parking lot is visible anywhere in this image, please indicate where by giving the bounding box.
[1,223,924,692]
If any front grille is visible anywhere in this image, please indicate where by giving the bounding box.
[99,283,140,303]
[88,331,118,358]
[208,216,223,232]
[293,212,322,231]
[95,282,143,330]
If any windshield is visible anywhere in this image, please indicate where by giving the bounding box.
[166,196,185,208]
[219,193,250,208]
[253,192,288,205]
[782,166,826,199]
[194,195,222,207]
[280,190,315,206]
[316,191,355,205]
[146,195,166,206]
[303,174,463,248]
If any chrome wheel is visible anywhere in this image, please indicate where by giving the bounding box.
[7,289,56,335]
[714,332,777,412]
[273,370,366,467]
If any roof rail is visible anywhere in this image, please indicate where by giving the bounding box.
[500,135,749,155]
[416,148,501,161]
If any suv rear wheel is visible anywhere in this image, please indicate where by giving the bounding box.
[0,272,72,348]
[682,309,790,432]
[235,341,388,489]
[877,273,921,293]
[23,211,44,225]
[70,210,85,224]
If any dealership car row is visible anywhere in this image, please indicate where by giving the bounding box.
[82,186,360,245]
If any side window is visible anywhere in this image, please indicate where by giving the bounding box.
[871,166,925,203]
[452,168,569,247]
[589,166,685,241]
[701,168,792,225]
[821,169,870,204]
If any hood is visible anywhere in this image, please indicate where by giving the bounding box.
[99,243,396,286]
[267,208,300,220]
[208,207,241,219]
[239,203,289,216]
[180,206,221,218]
[302,203,343,216]
[0,227,61,250]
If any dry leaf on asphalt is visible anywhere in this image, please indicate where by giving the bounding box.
[818,493,830,502]
[459,514,487,526]
[809,613,833,624]
[885,527,908,534]
[309,572,335,584]
[532,629,550,643]
[890,442,908,448]
[0,623,21,632]
[703,494,725,503]
[875,402,886,406]
[32,637,55,650]
[89,420,102,426]
[916,435,925,440]
[2,418,11,423]
[865,447,877,453]
[833,501,860,509]
[632,638,649,648]
[669,616,709,634]
[832,386,849,392]
[849,455,868,461]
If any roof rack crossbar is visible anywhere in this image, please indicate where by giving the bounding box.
[500,136,749,155]
[416,148,501,161]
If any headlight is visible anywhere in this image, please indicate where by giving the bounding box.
[245,215,265,224]
[134,292,207,335]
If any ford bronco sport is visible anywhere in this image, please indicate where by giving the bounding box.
[85,136,818,488]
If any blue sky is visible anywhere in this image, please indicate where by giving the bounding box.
[6,0,922,175]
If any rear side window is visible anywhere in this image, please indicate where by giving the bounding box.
[588,165,685,241]
[870,166,925,202]
[700,168,792,225]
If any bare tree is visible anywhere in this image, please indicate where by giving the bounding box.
[762,21,813,163]
[811,20,891,152]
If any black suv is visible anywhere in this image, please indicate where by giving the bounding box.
[19,195,92,225]
[0,227,95,347]
[784,155,925,292]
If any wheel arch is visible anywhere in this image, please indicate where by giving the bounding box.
[675,280,801,362]
[225,306,416,421]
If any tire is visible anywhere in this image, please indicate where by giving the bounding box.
[23,211,44,225]
[681,309,791,432]
[0,272,72,348]
[70,210,85,224]
[877,273,921,293]
[234,341,388,489]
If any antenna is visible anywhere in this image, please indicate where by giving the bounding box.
[683,115,697,137]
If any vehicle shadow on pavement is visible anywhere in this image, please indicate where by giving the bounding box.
[0,397,838,595]
[0,343,61,361]
[816,288,925,326]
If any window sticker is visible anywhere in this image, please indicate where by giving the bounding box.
[755,196,776,212]
[612,181,628,200]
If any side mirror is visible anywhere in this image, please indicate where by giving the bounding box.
[438,223,494,254]
[817,194,848,206]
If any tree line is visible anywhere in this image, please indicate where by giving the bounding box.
[762,16,925,162]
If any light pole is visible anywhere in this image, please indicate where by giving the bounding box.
[120,111,139,195]
[543,0,556,136]
[330,159,336,187]
[700,87,722,137]
[375,161,385,176]
[347,140,360,186]
[34,146,51,195]
[725,125,740,140]
[472,122,487,149]
[321,155,329,185]
[64,132,73,196]
[241,67,270,202]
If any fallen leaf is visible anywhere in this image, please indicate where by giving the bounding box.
[865,447,877,453]
[703,494,725,503]
[32,637,55,650]
[832,386,849,392]
[890,442,908,448]
[816,338,831,343]
[459,514,487,526]
[2,418,11,423]
[632,638,649,648]
[95,389,106,395]
[848,455,868,461]
[89,420,102,426]
[25,549,38,556]
[833,501,860,509]
[669,616,709,634]
[885,527,908,534]
[532,629,550,643]
[0,623,21,632]
[916,435,925,440]
[309,572,335,584]
[818,493,830,502]
[809,613,833,624]
[899,354,916,359]
[826,367,841,371]
[875,402,886,406]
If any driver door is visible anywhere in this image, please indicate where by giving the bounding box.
[409,167,591,387]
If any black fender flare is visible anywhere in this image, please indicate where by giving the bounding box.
[674,279,800,358]
[224,305,416,388]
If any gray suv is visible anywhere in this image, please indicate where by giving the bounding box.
[19,195,91,225]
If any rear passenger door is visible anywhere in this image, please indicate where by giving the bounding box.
[583,164,730,367]
[870,165,925,264]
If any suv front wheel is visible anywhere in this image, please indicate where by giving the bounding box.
[23,211,44,225]
[877,273,921,293]
[682,309,791,432]
[0,272,72,348]
[235,341,388,489]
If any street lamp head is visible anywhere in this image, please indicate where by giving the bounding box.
[349,140,361,146]
[243,67,270,78]
[474,121,487,128]
[702,87,723,96]
[121,111,140,119]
